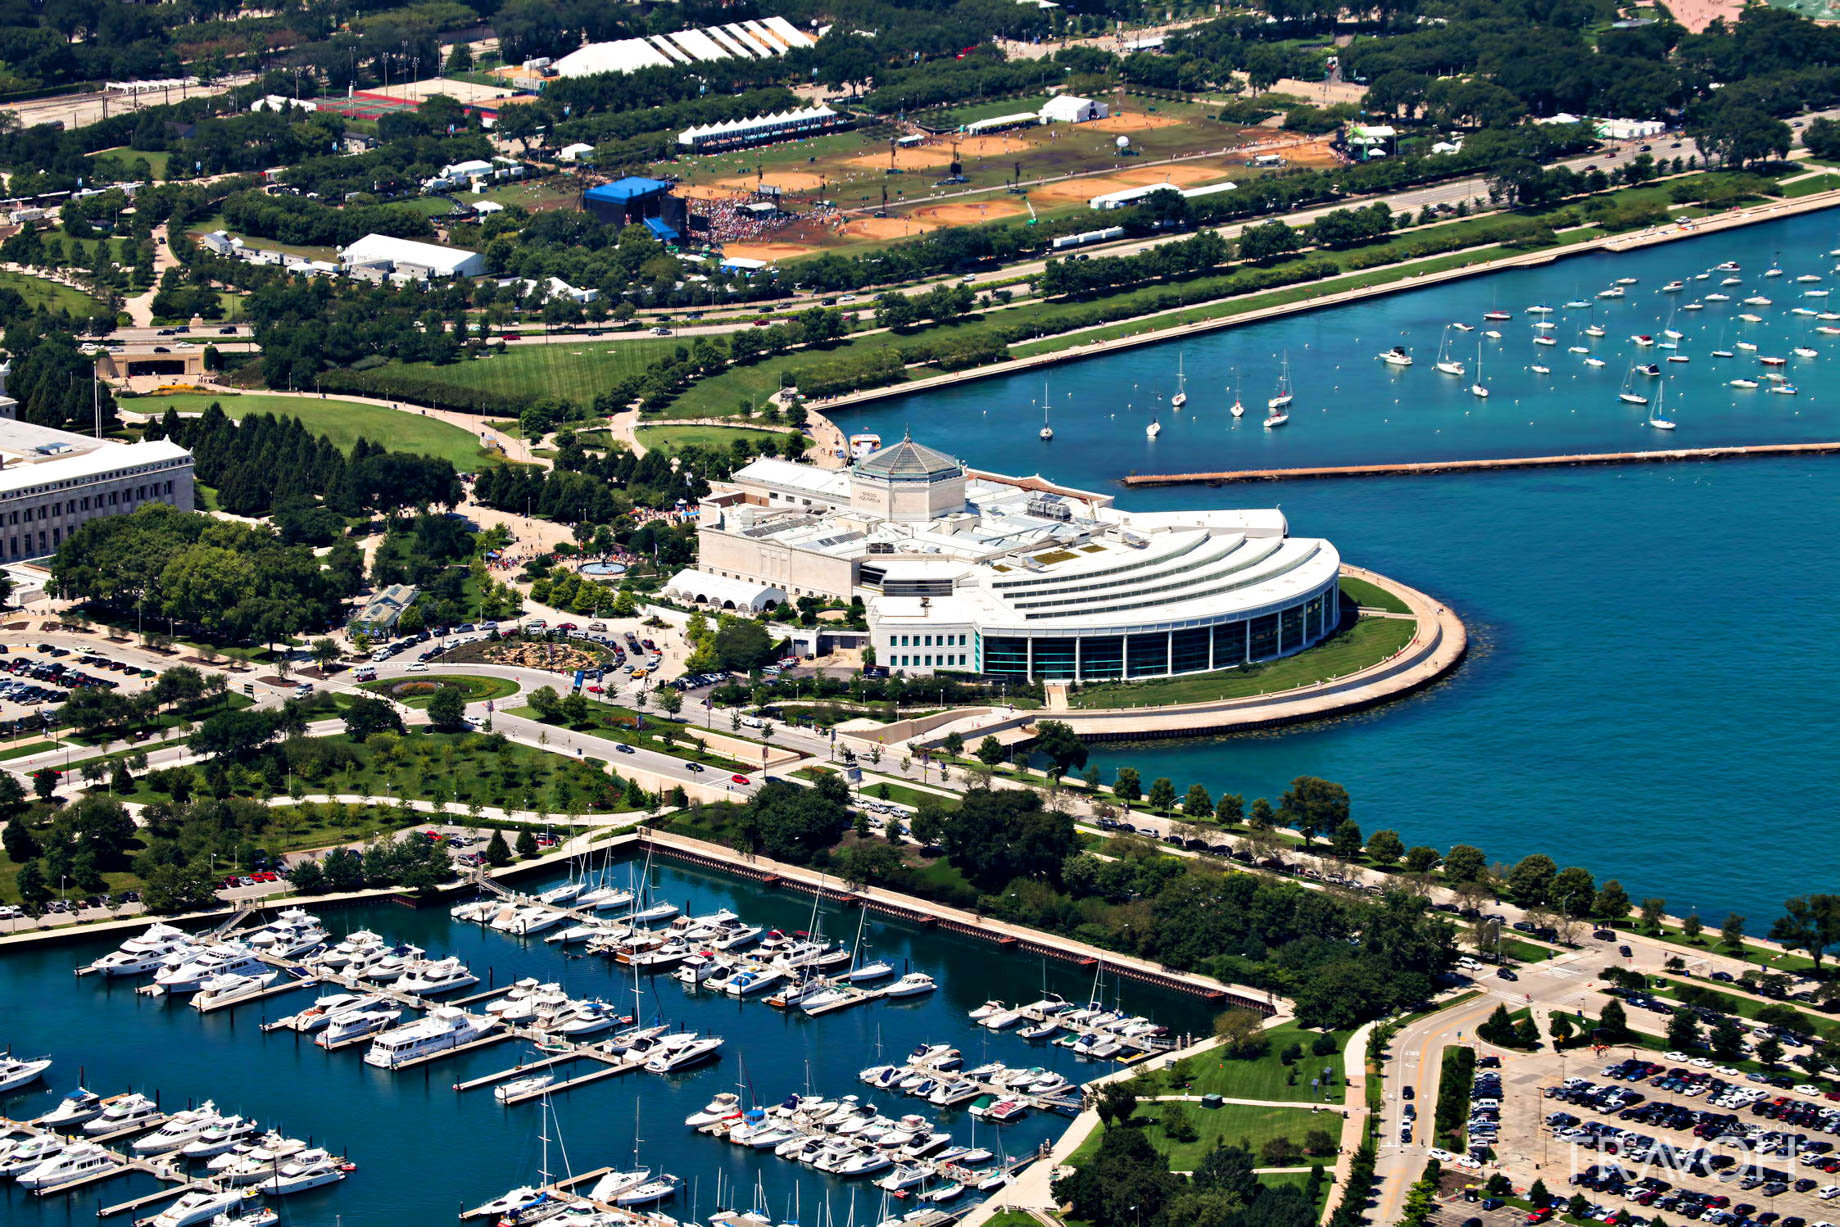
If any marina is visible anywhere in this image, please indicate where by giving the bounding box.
[0,858,1211,1227]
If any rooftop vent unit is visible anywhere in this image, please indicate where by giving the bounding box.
[1026,494,1072,521]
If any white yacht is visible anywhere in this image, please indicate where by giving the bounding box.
[552,1000,629,1038]
[179,1113,258,1158]
[644,1035,724,1074]
[494,1074,554,1104]
[364,1007,495,1068]
[153,945,266,993]
[255,1149,349,1195]
[134,1102,226,1154]
[588,1169,655,1203]
[144,1188,259,1227]
[397,956,477,994]
[315,1004,402,1048]
[577,885,635,912]
[288,991,369,1032]
[191,971,279,1010]
[84,1092,162,1135]
[84,928,195,976]
[0,1053,52,1092]
[36,1087,104,1129]
[0,1134,66,1177]
[685,1093,742,1128]
[610,1173,680,1207]
[884,972,936,997]
[17,1140,117,1190]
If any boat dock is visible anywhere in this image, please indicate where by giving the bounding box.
[460,1164,681,1226]
[1119,439,1840,486]
[0,1113,227,1208]
[803,986,886,1016]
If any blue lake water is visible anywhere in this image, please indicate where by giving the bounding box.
[836,205,1840,924]
[0,862,1214,1227]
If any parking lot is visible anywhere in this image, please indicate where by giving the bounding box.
[0,642,165,732]
[1485,1035,1840,1227]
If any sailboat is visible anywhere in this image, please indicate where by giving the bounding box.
[1263,354,1291,428]
[1530,338,1550,376]
[1170,352,1188,408]
[1646,382,1676,431]
[1618,360,1650,406]
[1144,415,1160,438]
[1228,367,1245,418]
[1469,343,1489,399]
[1037,379,1053,441]
[1434,325,1465,376]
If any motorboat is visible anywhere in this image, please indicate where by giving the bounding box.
[1795,346,1819,359]
[84,929,195,976]
[546,920,611,946]
[315,1005,402,1047]
[621,902,681,927]
[845,959,896,983]
[313,930,387,970]
[495,1074,554,1104]
[980,1008,1024,1030]
[191,970,279,1010]
[883,973,936,998]
[358,944,425,983]
[552,1001,630,1038]
[1379,345,1412,367]
[153,944,266,993]
[686,1092,743,1128]
[17,1140,117,1190]
[141,1188,258,1227]
[364,1007,496,1069]
[209,1135,309,1184]
[84,1092,161,1135]
[398,956,478,994]
[1018,1019,1061,1040]
[255,1149,351,1195]
[0,1053,53,1092]
[875,1165,928,1192]
[36,1087,105,1129]
[0,1135,67,1177]
[1705,291,1731,302]
[833,1149,893,1177]
[587,1169,653,1203]
[1729,378,1760,388]
[288,992,365,1032]
[600,1023,670,1056]
[644,1036,723,1073]
[924,1182,966,1203]
[212,1212,278,1227]
[538,881,585,906]
[800,987,857,1013]
[724,968,785,997]
[466,1186,552,1221]
[134,1101,227,1154]
[179,1114,258,1158]
[450,899,494,923]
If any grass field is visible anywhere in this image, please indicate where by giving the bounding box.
[362,675,520,708]
[858,779,961,811]
[1068,616,1418,709]
[367,339,678,408]
[122,392,498,469]
[1067,1101,1330,1171]
[635,424,787,454]
[1168,1022,1354,1103]
[1339,576,1410,614]
[0,269,104,317]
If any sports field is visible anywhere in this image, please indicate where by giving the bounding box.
[125,393,497,469]
[655,94,1339,262]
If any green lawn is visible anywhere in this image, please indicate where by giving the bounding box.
[1338,576,1410,614]
[1167,1022,1354,1104]
[1646,976,1839,1043]
[0,269,104,317]
[858,779,961,811]
[510,702,751,772]
[363,338,678,408]
[65,691,255,747]
[1069,616,1418,709]
[362,674,520,707]
[112,728,635,815]
[123,393,497,470]
[0,740,57,761]
[1642,922,1820,972]
[1067,1102,1332,1171]
[635,424,788,455]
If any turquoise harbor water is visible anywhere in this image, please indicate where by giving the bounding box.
[0,862,1213,1227]
[837,206,1840,923]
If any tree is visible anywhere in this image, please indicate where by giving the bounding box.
[309,638,340,672]
[427,686,468,732]
[515,828,539,859]
[1550,1012,1574,1046]
[1709,1016,1745,1062]
[1277,776,1349,842]
[1330,819,1364,860]
[1303,1128,1337,1157]
[1444,844,1487,883]
[1366,829,1404,865]
[1505,854,1557,906]
[1769,895,1840,974]
[1667,1007,1700,1052]
[1034,720,1087,779]
[1477,1003,1517,1045]
[1550,866,1597,917]
[1214,1007,1268,1057]
[1597,999,1629,1042]
[1146,777,1177,815]
[528,685,563,720]
[1640,897,1668,933]
[1247,797,1275,829]
[1682,913,1704,942]
[975,736,1005,767]
[343,695,404,741]
[31,768,60,802]
[1182,783,1213,819]
[14,859,49,906]
[1595,879,1632,921]
[657,688,682,719]
[1719,912,1746,948]
[484,829,511,866]
[287,858,326,893]
[1215,793,1244,826]
[1404,846,1440,874]
[1113,767,1141,808]
[1756,1035,1784,1068]
[4,817,41,863]
[1096,1082,1137,1126]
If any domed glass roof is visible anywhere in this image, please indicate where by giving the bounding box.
[854,433,962,480]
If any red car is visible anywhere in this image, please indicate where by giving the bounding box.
[731,775,751,786]
[1526,1210,1555,1225]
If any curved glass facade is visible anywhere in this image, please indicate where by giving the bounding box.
[969,577,1343,681]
